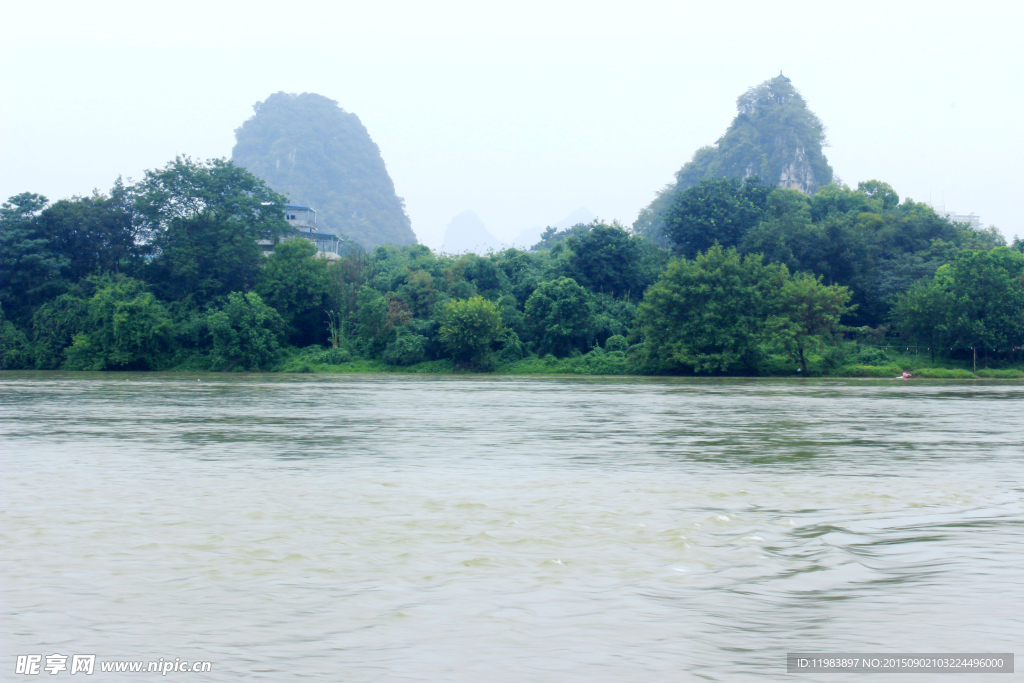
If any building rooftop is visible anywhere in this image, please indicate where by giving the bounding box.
[296,230,340,239]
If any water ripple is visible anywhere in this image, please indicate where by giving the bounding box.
[1,373,1022,682]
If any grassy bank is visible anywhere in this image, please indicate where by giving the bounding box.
[253,344,1024,378]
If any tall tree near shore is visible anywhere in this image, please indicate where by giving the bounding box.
[0,193,64,323]
[525,277,594,357]
[769,273,854,374]
[439,296,504,367]
[633,245,851,374]
[136,157,289,305]
[633,246,787,374]
[893,248,1024,362]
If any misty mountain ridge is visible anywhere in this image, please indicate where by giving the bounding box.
[510,207,595,249]
[441,207,595,254]
[441,211,504,254]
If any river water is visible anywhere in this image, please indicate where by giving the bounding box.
[1,374,1022,681]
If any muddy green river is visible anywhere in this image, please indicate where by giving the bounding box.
[2,374,1021,681]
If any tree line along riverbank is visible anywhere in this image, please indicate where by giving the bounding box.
[1,157,1023,378]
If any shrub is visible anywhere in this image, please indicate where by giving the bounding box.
[853,346,890,365]
[818,344,853,373]
[838,364,903,377]
[314,347,352,365]
[604,334,628,353]
[567,347,629,375]
[524,277,593,357]
[62,277,175,370]
[912,367,977,378]
[974,368,1024,378]
[0,310,31,369]
[31,292,89,369]
[383,333,427,366]
[439,296,503,367]
[496,330,528,363]
[208,292,285,371]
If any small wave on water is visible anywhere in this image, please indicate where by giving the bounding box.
[1,374,1022,682]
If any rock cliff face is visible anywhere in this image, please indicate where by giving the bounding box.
[232,92,416,249]
[635,75,832,243]
[768,144,818,195]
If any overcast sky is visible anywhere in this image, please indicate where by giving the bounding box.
[2,1,1021,248]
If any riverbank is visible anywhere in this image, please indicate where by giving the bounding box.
[198,345,1024,378]
[10,339,1020,379]
[259,343,1020,378]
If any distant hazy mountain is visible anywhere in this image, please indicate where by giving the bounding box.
[232,92,416,250]
[441,211,503,254]
[510,207,595,249]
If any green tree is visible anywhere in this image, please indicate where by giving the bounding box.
[769,273,854,374]
[456,254,510,300]
[207,291,285,371]
[383,331,427,366]
[857,180,900,211]
[937,249,1024,362]
[353,285,392,355]
[632,245,787,373]
[893,248,1024,366]
[63,277,175,370]
[326,250,374,322]
[663,177,771,258]
[136,157,288,305]
[524,277,593,357]
[496,294,527,340]
[439,296,503,367]
[0,193,66,323]
[0,304,32,369]
[739,188,823,273]
[31,289,91,369]
[530,223,593,251]
[590,293,638,346]
[397,269,441,319]
[891,280,951,363]
[33,180,144,282]
[495,248,552,305]
[565,222,644,298]
[255,238,330,346]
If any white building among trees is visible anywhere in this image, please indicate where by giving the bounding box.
[266,203,341,258]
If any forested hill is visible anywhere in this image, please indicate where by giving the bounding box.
[635,74,833,244]
[232,92,416,249]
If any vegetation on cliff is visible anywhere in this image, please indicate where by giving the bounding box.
[636,74,834,245]
[232,92,415,250]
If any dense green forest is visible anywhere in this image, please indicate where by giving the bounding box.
[636,74,834,246]
[2,155,1022,377]
[232,92,416,250]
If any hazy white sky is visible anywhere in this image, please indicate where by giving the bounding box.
[2,1,1021,248]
